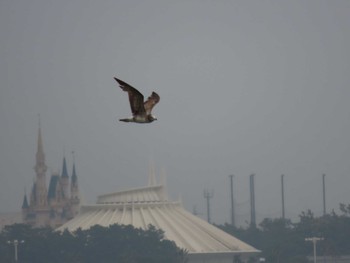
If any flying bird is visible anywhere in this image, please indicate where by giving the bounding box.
[114,77,160,123]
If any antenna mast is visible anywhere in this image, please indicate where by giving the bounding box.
[228,175,235,227]
[203,189,214,223]
[250,174,256,227]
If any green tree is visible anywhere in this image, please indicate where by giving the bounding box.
[0,223,187,263]
[219,204,350,263]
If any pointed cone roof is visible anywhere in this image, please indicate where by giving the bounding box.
[48,174,61,200]
[61,157,69,178]
[71,151,78,184]
[37,119,44,155]
[35,118,46,167]
[71,162,77,184]
[22,194,29,209]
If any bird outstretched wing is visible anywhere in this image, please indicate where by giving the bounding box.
[114,77,145,115]
[144,92,160,115]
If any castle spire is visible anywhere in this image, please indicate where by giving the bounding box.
[61,156,69,198]
[33,115,48,207]
[70,151,79,201]
[22,193,29,209]
[35,115,47,173]
[21,188,29,222]
[71,162,77,184]
[61,157,69,178]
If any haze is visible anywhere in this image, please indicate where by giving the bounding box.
[1,0,349,226]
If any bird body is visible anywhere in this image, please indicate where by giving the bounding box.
[114,77,160,123]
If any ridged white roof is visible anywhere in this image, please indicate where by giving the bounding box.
[57,181,259,255]
[97,185,166,204]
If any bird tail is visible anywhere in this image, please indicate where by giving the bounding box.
[119,118,131,122]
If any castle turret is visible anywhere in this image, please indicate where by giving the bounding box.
[48,173,63,205]
[33,119,48,207]
[70,160,80,216]
[61,157,69,199]
[47,172,66,227]
[22,194,29,209]
[21,193,29,222]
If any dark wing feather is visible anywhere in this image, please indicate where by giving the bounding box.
[144,92,160,115]
[114,77,145,115]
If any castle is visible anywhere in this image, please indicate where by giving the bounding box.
[21,122,80,228]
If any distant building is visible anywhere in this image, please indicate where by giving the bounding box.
[58,168,260,263]
[0,212,22,230]
[22,122,80,228]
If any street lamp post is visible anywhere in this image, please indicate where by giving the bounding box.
[7,239,24,262]
[305,237,324,263]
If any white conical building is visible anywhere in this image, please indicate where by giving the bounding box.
[57,169,259,263]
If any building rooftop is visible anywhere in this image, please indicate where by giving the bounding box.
[57,177,259,256]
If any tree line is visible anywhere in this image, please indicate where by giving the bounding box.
[0,223,188,263]
[1,204,350,263]
[218,203,350,263]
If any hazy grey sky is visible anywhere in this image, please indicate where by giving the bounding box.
[1,0,349,225]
